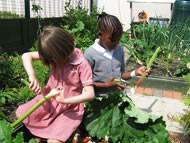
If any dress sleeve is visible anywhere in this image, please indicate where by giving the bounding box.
[79,59,94,87]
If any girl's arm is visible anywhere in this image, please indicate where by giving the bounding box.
[121,72,133,80]
[94,77,126,91]
[22,52,41,94]
[22,52,40,75]
[55,86,95,104]
[122,66,152,80]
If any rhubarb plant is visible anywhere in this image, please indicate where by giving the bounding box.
[0,79,59,142]
[0,120,37,143]
[84,92,171,143]
[131,47,161,93]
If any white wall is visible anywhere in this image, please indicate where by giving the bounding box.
[95,0,176,31]
[95,0,131,31]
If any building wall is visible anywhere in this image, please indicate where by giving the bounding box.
[0,0,175,30]
[95,0,131,31]
[95,0,175,31]
[0,0,90,18]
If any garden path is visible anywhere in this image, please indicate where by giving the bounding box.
[127,88,189,143]
[123,46,190,142]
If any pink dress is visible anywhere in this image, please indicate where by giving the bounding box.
[16,48,94,142]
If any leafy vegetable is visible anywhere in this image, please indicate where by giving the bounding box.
[131,47,161,93]
[84,92,170,143]
[0,120,37,143]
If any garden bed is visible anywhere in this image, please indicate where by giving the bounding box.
[125,57,189,92]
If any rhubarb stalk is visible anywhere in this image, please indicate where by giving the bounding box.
[131,47,161,93]
[11,79,59,128]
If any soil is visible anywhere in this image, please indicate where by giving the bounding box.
[0,103,18,123]
[125,58,184,77]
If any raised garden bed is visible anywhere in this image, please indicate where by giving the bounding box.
[128,75,188,92]
[125,56,189,93]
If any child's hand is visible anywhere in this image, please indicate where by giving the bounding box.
[106,77,126,91]
[28,74,41,94]
[136,66,152,76]
[54,86,65,104]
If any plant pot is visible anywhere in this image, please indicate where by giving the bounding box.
[169,131,190,143]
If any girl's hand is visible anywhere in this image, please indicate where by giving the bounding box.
[54,86,65,104]
[136,66,152,76]
[28,74,41,94]
[106,76,126,91]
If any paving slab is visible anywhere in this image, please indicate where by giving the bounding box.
[128,93,189,133]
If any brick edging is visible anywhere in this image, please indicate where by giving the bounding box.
[134,87,183,100]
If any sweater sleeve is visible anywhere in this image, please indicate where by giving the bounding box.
[79,59,94,87]
[120,47,125,74]
[84,47,94,70]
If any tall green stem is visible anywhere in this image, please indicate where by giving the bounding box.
[11,80,59,128]
[132,47,161,92]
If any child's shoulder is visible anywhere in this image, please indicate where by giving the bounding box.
[115,44,124,51]
[84,45,96,55]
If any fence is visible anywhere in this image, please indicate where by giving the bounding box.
[0,0,91,18]
[0,0,92,53]
[0,18,63,53]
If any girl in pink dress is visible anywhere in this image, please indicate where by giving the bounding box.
[16,26,95,143]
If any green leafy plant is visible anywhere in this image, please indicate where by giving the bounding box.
[0,110,9,121]
[84,92,170,143]
[62,20,94,52]
[0,53,27,89]
[63,0,98,39]
[0,11,23,19]
[32,3,43,35]
[61,0,98,52]
[122,21,189,77]
[172,73,190,135]
[0,120,37,143]
[0,88,22,106]
[125,23,166,65]
[0,49,49,106]
[173,22,190,76]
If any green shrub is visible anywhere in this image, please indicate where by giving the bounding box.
[0,11,23,19]
[61,0,99,52]
[121,20,190,77]
[172,73,190,135]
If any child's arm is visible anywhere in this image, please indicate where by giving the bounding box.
[22,52,41,94]
[94,77,126,91]
[121,66,152,80]
[55,86,94,104]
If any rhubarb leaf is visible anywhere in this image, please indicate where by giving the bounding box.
[123,96,158,124]
[84,92,171,143]
[0,120,12,143]
[12,132,24,143]
[0,120,34,143]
